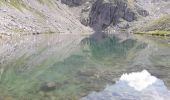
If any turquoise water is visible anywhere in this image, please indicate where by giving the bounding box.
[0,34,170,100]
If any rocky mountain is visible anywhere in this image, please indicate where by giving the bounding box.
[61,0,170,33]
[0,0,170,100]
[0,0,169,38]
[0,0,92,37]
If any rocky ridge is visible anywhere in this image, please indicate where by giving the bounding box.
[0,0,92,38]
[0,0,170,38]
[62,0,170,36]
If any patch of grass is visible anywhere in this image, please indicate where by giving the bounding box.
[127,0,135,7]
[134,15,170,38]
[37,0,54,8]
[0,0,28,11]
[7,0,23,11]
[135,30,170,36]
[11,27,27,33]
[139,15,170,32]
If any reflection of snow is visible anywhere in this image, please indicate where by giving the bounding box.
[82,70,170,100]
[120,70,157,91]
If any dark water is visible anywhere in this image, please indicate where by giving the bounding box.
[0,34,170,100]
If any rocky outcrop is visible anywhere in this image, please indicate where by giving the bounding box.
[89,0,117,30]
[0,0,169,37]
[81,0,137,30]
[136,6,149,17]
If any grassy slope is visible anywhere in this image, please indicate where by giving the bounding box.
[0,0,57,35]
[135,15,170,36]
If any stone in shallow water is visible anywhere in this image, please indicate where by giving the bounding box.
[40,82,57,92]
[82,70,170,100]
[78,67,99,77]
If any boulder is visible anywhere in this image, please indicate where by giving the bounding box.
[124,8,136,21]
[136,7,149,17]
[61,0,87,6]
[117,20,130,29]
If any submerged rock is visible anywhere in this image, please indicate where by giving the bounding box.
[78,67,99,77]
[40,80,69,92]
[40,82,57,92]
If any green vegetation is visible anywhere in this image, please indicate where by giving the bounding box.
[135,15,170,36]
[8,0,21,9]
[5,0,23,11]
[0,0,54,11]
[135,30,170,36]
[37,0,54,6]
[36,0,55,9]
[144,15,170,31]
[146,15,169,31]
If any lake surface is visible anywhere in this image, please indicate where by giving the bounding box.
[0,33,170,100]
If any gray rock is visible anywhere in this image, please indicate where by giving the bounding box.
[80,4,91,26]
[40,82,57,92]
[137,9,149,17]
[89,0,116,29]
[123,8,136,22]
[136,6,149,17]
[61,0,87,6]
[80,15,90,26]
[117,20,130,29]
[87,0,136,30]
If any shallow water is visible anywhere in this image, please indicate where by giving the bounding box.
[0,34,170,100]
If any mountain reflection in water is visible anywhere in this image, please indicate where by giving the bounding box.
[0,34,170,100]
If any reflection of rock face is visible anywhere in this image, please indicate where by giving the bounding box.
[81,34,137,61]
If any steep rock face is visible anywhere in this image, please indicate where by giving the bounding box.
[61,0,138,30]
[81,0,137,30]
[89,0,116,30]
[79,0,169,31]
